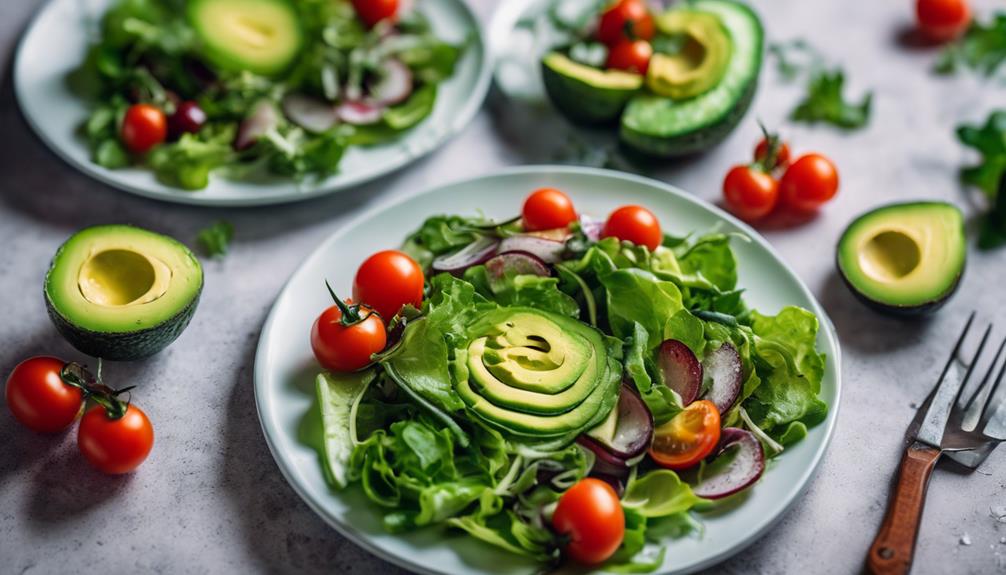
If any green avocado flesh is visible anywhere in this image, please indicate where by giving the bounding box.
[837,202,965,315]
[620,0,763,156]
[645,10,732,100]
[44,225,203,360]
[541,52,643,124]
[188,0,303,76]
[456,307,620,437]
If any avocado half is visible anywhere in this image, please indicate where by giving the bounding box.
[188,0,303,76]
[836,202,966,317]
[44,225,204,360]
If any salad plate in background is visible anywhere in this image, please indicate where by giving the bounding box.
[14,0,489,206]
[254,166,841,574]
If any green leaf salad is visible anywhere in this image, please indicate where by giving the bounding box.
[308,190,829,571]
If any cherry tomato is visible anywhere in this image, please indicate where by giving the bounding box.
[723,165,780,222]
[606,40,653,74]
[311,301,387,372]
[78,404,154,474]
[602,205,662,250]
[168,101,207,139]
[352,0,398,27]
[597,0,654,45]
[779,153,840,213]
[522,188,578,231]
[120,104,167,154]
[650,399,721,470]
[754,138,791,170]
[352,250,425,322]
[5,357,84,433]
[916,0,971,42]
[552,478,625,565]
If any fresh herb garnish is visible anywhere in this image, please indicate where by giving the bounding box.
[935,13,1006,78]
[197,220,234,258]
[791,69,872,129]
[768,39,824,81]
[958,111,1006,249]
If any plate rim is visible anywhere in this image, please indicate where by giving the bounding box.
[252,165,843,574]
[13,0,493,208]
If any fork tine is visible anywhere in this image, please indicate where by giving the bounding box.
[936,311,977,392]
[952,322,992,408]
[977,338,1006,431]
[964,335,1006,410]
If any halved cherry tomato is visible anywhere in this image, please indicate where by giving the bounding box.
[916,0,971,42]
[352,250,424,323]
[606,40,653,74]
[723,165,779,222]
[121,104,167,153]
[311,298,387,372]
[352,0,398,27]
[754,138,791,171]
[552,478,625,565]
[779,153,840,213]
[601,205,662,251]
[78,404,154,474]
[5,357,84,433]
[650,400,721,470]
[597,0,654,45]
[522,187,578,231]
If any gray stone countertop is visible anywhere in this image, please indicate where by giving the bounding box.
[2,0,1005,573]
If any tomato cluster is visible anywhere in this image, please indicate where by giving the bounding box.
[597,0,656,74]
[5,357,154,474]
[120,100,207,155]
[723,130,840,222]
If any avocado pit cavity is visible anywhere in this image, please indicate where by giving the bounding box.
[78,249,172,307]
[859,230,921,283]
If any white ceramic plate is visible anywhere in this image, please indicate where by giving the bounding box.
[14,0,490,207]
[253,166,842,574]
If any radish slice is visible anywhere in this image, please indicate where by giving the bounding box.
[579,215,604,242]
[431,237,500,275]
[234,100,279,151]
[701,343,743,413]
[693,428,765,500]
[497,235,566,264]
[657,339,703,406]
[591,471,628,497]
[369,59,413,106]
[485,251,551,281]
[581,384,654,460]
[281,93,338,134]
[336,101,384,125]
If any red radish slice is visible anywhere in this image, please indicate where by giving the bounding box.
[336,101,384,125]
[369,59,414,106]
[497,235,566,264]
[234,100,279,151]
[701,343,744,413]
[579,437,630,474]
[692,428,765,500]
[281,93,338,134]
[582,384,654,460]
[485,251,551,281]
[431,237,500,275]
[579,215,604,242]
[657,339,703,406]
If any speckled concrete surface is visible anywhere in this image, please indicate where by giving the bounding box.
[1,0,1005,574]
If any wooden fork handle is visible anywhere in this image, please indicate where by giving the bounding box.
[866,441,942,575]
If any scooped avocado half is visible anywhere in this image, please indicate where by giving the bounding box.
[837,202,965,317]
[188,0,303,76]
[645,10,732,100]
[455,307,621,440]
[541,52,644,124]
[44,225,203,360]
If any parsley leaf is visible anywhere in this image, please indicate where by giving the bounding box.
[979,174,1006,250]
[935,13,1006,78]
[791,69,872,129]
[957,110,1006,198]
[197,220,234,258]
[768,39,824,81]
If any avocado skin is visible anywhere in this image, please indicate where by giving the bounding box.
[836,254,963,318]
[44,287,202,361]
[540,55,640,125]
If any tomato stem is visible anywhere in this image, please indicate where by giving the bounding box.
[325,279,378,326]
[755,120,783,173]
[59,360,132,420]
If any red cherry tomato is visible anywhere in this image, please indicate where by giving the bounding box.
[779,153,840,213]
[522,188,578,231]
[311,301,387,372]
[78,404,154,474]
[602,205,662,251]
[606,40,653,74]
[916,0,971,42]
[754,138,791,170]
[352,0,398,27]
[597,0,654,45]
[168,101,207,138]
[649,400,721,470]
[5,357,84,433]
[552,478,625,565]
[723,165,780,222]
[352,250,425,322]
[120,104,167,153]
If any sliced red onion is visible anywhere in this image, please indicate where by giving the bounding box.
[368,59,413,106]
[582,384,653,460]
[701,343,743,414]
[657,340,703,406]
[497,235,567,264]
[579,215,604,242]
[591,471,628,497]
[692,428,765,500]
[234,100,279,151]
[430,236,500,275]
[485,251,551,281]
[281,93,338,134]
[336,101,384,125]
